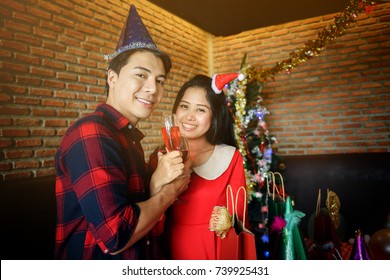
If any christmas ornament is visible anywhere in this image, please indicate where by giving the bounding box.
[369,228,390,260]
[209,206,233,239]
[326,190,341,229]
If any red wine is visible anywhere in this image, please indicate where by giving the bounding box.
[161,126,181,151]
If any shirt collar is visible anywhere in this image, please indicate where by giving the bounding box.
[192,144,236,180]
[96,103,145,141]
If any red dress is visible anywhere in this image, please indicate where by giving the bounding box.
[165,145,247,260]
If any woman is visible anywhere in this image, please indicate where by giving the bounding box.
[164,74,248,259]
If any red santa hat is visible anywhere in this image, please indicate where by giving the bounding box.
[211,72,245,94]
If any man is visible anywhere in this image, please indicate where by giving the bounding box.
[55,5,189,259]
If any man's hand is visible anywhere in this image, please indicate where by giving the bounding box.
[150,150,184,195]
[160,173,191,203]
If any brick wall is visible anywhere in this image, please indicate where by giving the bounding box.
[0,0,210,181]
[213,3,390,155]
[0,1,389,181]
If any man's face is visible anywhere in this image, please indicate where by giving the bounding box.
[106,51,166,124]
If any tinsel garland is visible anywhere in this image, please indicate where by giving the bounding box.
[247,0,376,83]
[226,0,376,198]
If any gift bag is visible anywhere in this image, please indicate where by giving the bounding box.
[233,186,257,260]
[210,185,257,260]
[267,172,308,260]
[307,189,342,260]
[267,172,286,228]
[266,172,286,259]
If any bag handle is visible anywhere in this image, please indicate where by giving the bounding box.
[273,171,286,202]
[235,186,247,228]
[226,185,235,226]
[266,171,286,202]
[266,172,277,200]
[316,188,321,216]
[266,172,271,196]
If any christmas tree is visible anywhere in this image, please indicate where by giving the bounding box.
[221,1,375,259]
[223,55,275,259]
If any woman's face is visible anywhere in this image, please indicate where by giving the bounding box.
[174,87,212,141]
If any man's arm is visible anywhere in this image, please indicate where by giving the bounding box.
[110,175,189,255]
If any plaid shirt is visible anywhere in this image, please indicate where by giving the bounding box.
[55,103,151,259]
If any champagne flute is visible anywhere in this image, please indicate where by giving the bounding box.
[160,114,190,203]
[173,135,190,204]
[149,115,180,171]
[178,135,190,162]
[157,136,189,159]
[160,114,190,162]
[161,115,180,152]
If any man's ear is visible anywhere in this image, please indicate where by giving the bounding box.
[107,69,118,88]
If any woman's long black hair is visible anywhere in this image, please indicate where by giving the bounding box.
[172,74,237,148]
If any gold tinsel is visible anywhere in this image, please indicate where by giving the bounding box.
[247,0,376,83]
[233,67,257,193]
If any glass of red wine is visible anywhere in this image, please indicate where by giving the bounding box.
[157,135,189,162]
[160,114,190,203]
[161,115,189,160]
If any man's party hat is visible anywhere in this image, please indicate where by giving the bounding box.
[104,5,160,60]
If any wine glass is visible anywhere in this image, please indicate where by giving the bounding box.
[178,135,190,162]
[156,135,189,169]
[160,114,190,163]
[161,114,180,152]
[173,135,190,204]
[160,114,190,203]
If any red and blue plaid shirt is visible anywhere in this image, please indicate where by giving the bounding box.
[55,103,151,259]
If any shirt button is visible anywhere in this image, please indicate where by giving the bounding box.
[128,124,132,129]
[146,240,150,246]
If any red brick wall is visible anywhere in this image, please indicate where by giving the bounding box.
[213,3,390,155]
[0,0,210,180]
[1,1,389,181]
